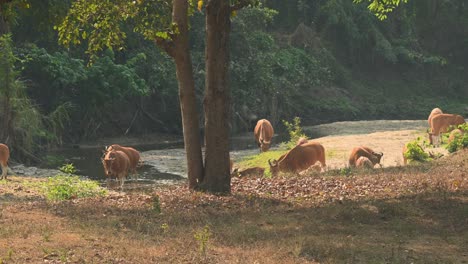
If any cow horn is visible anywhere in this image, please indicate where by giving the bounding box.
[268,159,272,166]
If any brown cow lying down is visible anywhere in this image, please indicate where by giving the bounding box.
[231,167,265,177]
[355,156,374,169]
[105,144,141,179]
[448,128,464,144]
[348,146,383,168]
[102,150,130,189]
[428,107,443,126]
[268,141,326,176]
[0,143,10,180]
[428,114,465,146]
[254,119,274,152]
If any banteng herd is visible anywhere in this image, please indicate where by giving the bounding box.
[0,107,465,189]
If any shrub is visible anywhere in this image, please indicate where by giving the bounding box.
[40,175,107,201]
[446,124,468,153]
[282,117,308,149]
[59,163,77,174]
[403,140,430,163]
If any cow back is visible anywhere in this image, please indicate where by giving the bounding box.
[0,144,9,167]
[431,114,465,134]
[254,119,274,152]
[428,108,443,126]
[108,144,140,171]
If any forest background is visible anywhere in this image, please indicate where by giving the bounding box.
[1,0,467,162]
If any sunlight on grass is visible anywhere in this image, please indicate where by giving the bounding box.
[237,150,285,177]
[27,175,107,201]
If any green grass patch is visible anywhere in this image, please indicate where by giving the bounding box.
[237,150,285,177]
[33,175,107,201]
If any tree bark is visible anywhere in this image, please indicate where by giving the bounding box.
[166,0,204,189]
[0,1,12,36]
[200,0,231,193]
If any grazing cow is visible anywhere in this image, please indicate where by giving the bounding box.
[428,108,443,126]
[268,141,326,176]
[102,150,130,189]
[0,144,10,180]
[448,128,464,144]
[232,167,265,177]
[106,144,140,178]
[348,146,383,168]
[355,156,374,169]
[254,119,274,152]
[428,114,465,146]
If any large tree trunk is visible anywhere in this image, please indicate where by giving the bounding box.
[158,0,204,189]
[200,0,232,193]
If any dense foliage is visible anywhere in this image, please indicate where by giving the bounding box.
[446,124,468,153]
[1,0,467,159]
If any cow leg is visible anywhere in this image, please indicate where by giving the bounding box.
[119,175,125,190]
[1,164,7,180]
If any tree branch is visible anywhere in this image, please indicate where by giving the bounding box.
[230,0,254,11]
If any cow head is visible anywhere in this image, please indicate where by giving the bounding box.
[102,151,117,177]
[260,139,271,152]
[268,159,279,176]
[371,151,384,167]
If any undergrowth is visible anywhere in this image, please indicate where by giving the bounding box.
[446,123,468,153]
[32,175,107,201]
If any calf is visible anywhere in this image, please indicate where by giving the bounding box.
[102,150,130,189]
[349,146,383,168]
[355,156,374,169]
[0,144,10,180]
[232,167,265,177]
[448,128,464,144]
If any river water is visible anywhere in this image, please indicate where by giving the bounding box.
[44,120,429,187]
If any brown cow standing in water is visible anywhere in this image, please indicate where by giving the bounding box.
[348,146,383,168]
[254,119,274,152]
[268,141,326,176]
[102,150,130,189]
[0,144,10,180]
[105,144,140,178]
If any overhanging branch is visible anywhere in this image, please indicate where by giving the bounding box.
[230,0,254,11]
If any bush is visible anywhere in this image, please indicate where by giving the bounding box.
[403,140,430,163]
[40,175,107,201]
[446,124,468,153]
[282,117,308,149]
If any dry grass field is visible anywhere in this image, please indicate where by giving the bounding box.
[1,148,467,263]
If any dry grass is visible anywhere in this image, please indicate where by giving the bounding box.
[1,150,468,263]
